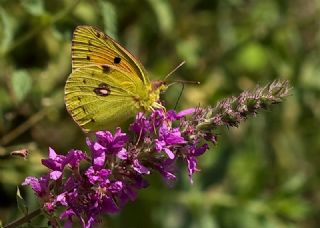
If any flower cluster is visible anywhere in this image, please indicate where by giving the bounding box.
[22,80,290,228]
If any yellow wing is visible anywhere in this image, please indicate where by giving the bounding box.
[71,25,149,85]
[65,64,151,132]
[65,25,165,132]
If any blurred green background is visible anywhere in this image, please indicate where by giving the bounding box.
[0,0,319,227]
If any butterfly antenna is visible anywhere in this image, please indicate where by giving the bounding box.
[163,61,200,109]
[174,83,185,109]
[167,80,200,87]
[164,61,186,81]
[164,61,200,86]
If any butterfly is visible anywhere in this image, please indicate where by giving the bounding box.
[64,25,167,133]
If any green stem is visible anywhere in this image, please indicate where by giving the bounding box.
[0,108,48,146]
[4,208,42,228]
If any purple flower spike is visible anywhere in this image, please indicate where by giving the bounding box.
[22,79,290,228]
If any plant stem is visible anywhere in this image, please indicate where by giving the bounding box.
[4,208,42,228]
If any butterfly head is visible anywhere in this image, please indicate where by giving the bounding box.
[139,80,166,111]
[151,80,167,93]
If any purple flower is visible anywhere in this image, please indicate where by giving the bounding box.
[85,166,111,185]
[186,156,198,184]
[150,109,166,127]
[22,176,49,197]
[63,176,78,192]
[42,147,66,171]
[109,181,123,193]
[100,194,120,214]
[96,128,128,154]
[56,192,68,206]
[60,209,76,228]
[118,176,148,205]
[117,148,128,160]
[184,144,209,182]
[167,108,195,120]
[86,138,106,169]
[49,170,63,180]
[177,108,196,118]
[155,125,186,159]
[64,149,87,169]
[133,159,150,174]
[87,129,129,168]
[154,158,177,183]
[130,112,151,136]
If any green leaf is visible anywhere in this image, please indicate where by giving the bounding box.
[20,0,44,16]
[99,0,118,40]
[235,42,268,72]
[250,1,279,30]
[0,87,11,109]
[11,70,32,103]
[176,38,200,68]
[0,7,17,55]
[147,0,174,34]
[16,187,28,216]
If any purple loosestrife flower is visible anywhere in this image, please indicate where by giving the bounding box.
[22,80,290,228]
[155,124,186,159]
[23,176,49,198]
[184,144,209,183]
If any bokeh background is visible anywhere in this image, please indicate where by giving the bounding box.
[0,0,319,227]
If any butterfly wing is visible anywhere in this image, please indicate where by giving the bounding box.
[65,25,163,132]
[71,25,149,84]
[65,64,150,132]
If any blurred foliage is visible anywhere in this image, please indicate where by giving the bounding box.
[0,0,319,227]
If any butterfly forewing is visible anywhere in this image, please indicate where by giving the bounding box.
[72,25,149,84]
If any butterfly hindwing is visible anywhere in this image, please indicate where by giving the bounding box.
[65,65,147,132]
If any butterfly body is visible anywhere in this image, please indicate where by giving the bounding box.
[65,26,166,132]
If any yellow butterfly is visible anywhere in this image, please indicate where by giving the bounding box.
[65,25,167,133]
